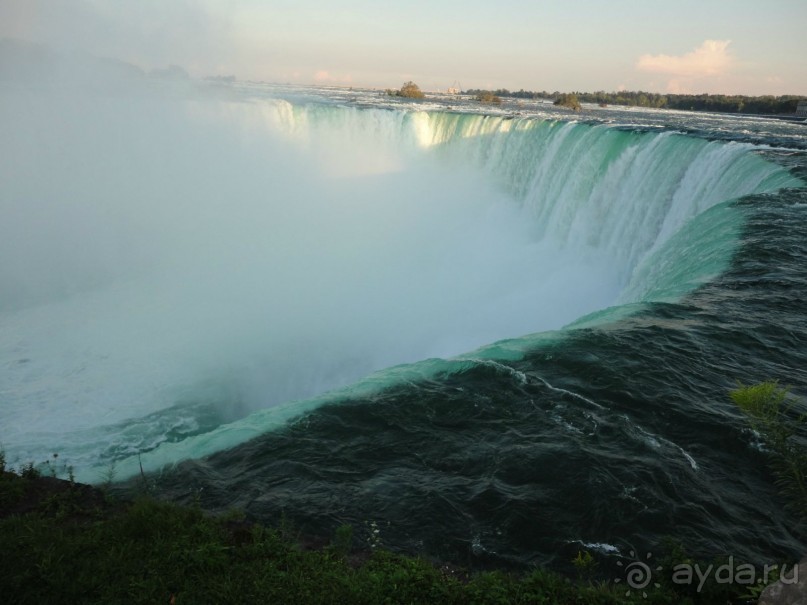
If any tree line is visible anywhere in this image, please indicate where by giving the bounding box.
[463,88,803,115]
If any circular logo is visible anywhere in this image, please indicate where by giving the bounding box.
[615,551,663,598]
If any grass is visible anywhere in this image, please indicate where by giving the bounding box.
[0,469,701,605]
[731,381,807,528]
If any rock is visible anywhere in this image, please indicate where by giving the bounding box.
[759,557,807,605]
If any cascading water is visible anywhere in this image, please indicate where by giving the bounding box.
[2,83,806,568]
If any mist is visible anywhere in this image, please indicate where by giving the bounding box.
[1,56,634,473]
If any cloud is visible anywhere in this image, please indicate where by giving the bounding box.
[636,40,737,93]
[637,40,734,78]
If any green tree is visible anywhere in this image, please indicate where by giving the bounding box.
[553,93,581,111]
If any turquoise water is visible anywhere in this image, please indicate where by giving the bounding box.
[2,84,806,568]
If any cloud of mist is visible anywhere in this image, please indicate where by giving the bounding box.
[0,49,640,482]
[2,65,621,466]
[0,0,238,76]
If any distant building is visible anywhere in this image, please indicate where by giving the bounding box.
[446,81,462,95]
[797,100,807,117]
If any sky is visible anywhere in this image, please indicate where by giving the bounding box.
[1,0,805,96]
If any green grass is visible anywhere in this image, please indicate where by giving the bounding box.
[731,381,807,527]
[0,469,698,605]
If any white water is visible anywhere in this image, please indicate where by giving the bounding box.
[0,86,798,480]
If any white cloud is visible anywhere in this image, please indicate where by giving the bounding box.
[637,40,734,78]
[636,40,736,93]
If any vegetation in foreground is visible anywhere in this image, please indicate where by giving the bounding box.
[731,381,807,530]
[1,381,803,604]
[0,467,709,605]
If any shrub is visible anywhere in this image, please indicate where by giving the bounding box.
[554,93,582,111]
[396,81,425,99]
[20,462,41,479]
[731,381,807,526]
[475,90,502,105]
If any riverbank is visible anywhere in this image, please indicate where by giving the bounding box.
[0,468,733,604]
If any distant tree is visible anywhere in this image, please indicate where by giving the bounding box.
[459,85,798,116]
[475,90,502,105]
[396,81,425,99]
[553,93,581,111]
